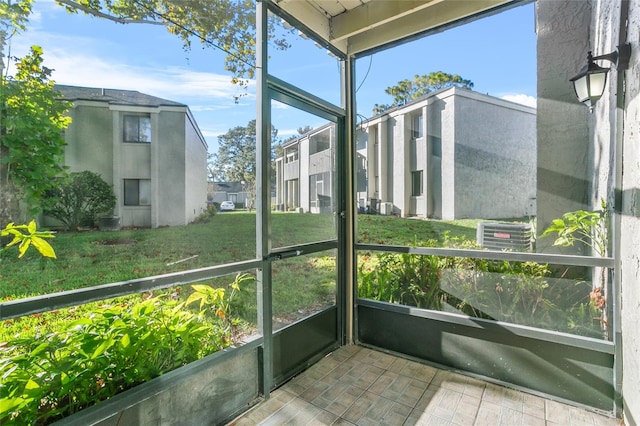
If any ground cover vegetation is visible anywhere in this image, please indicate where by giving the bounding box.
[0,212,605,423]
[1,275,252,425]
[357,236,603,338]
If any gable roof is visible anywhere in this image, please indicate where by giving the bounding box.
[212,182,246,192]
[55,85,185,108]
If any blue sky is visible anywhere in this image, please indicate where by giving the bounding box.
[11,1,536,154]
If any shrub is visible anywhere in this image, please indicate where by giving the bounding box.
[191,204,217,224]
[43,171,116,230]
[0,274,253,425]
[358,238,602,337]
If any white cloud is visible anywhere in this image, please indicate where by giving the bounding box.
[10,29,254,106]
[46,50,249,103]
[501,94,537,108]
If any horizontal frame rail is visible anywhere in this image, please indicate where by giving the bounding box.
[269,239,338,260]
[356,243,614,268]
[0,259,262,321]
[357,298,615,354]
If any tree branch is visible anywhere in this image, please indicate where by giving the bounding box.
[55,0,166,26]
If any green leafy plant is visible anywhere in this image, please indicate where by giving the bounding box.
[541,200,608,256]
[43,171,116,230]
[0,276,252,425]
[358,236,602,337]
[1,220,55,259]
[541,200,610,336]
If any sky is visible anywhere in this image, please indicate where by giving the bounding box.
[9,1,537,154]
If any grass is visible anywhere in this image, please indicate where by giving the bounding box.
[0,212,478,340]
[0,212,477,301]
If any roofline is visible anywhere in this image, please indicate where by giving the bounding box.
[360,86,536,126]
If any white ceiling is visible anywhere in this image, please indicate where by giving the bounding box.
[273,0,519,56]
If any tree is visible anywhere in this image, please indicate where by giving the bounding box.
[0,0,33,76]
[0,45,71,224]
[55,0,292,90]
[210,119,279,183]
[43,171,116,231]
[209,120,279,210]
[372,71,474,115]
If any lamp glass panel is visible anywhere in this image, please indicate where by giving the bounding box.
[573,75,589,102]
[588,71,607,99]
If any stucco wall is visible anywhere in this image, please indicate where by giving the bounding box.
[299,133,310,212]
[450,91,536,220]
[184,113,208,224]
[536,0,592,239]
[155,110,186,227]
[619,0,640,423]
[64,105,114,184]
[537,0,640,420]
[60,100,207,229]
[439,96,456,220]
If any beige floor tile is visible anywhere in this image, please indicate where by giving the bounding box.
[482,383,507,405]
[591,411,621,426]
[398,359,439,384]
[228,347,623,426]
[451,394,481,426]
[341,390,412,425]
[499,406,523,426]
[546,399,572,424]
[522,412,546,426]
[314,382,364,417]
[474,401,501,425]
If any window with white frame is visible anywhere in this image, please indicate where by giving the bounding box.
[124,115,151,143]
[124,179,151,205]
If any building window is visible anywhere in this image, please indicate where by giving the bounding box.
[309,128,332,155]
[286,150,298,163]
[124,115,151,143]
[124,179,151,205]
[411,170,423,196]
[411,113,423,139]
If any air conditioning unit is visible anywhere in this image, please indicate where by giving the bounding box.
[477,222,532,251]
[380,202,395,216]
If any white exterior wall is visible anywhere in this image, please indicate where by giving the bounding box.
[536,0,592,237]
[610,0,640,423]
[439,95,456,220]
[537,0,640,421]
[621,0,640,418]
[183,111,208,224]
[389,114,408,216]
[450,89,537,219]
[351,89,536,220]
[299,134,310,213]
[59,100,206,229]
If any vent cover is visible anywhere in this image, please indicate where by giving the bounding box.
[477,222,532,251]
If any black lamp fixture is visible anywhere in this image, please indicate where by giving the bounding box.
[570,43,632,109]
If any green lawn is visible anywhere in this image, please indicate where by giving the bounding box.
[0,212,478,301]
[0,212,478,344]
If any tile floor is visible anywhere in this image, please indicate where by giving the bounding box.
[228,345,622,426]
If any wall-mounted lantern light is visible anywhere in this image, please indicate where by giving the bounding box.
[570,43,631,109]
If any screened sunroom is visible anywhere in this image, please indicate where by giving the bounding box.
[1,0,639,424]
